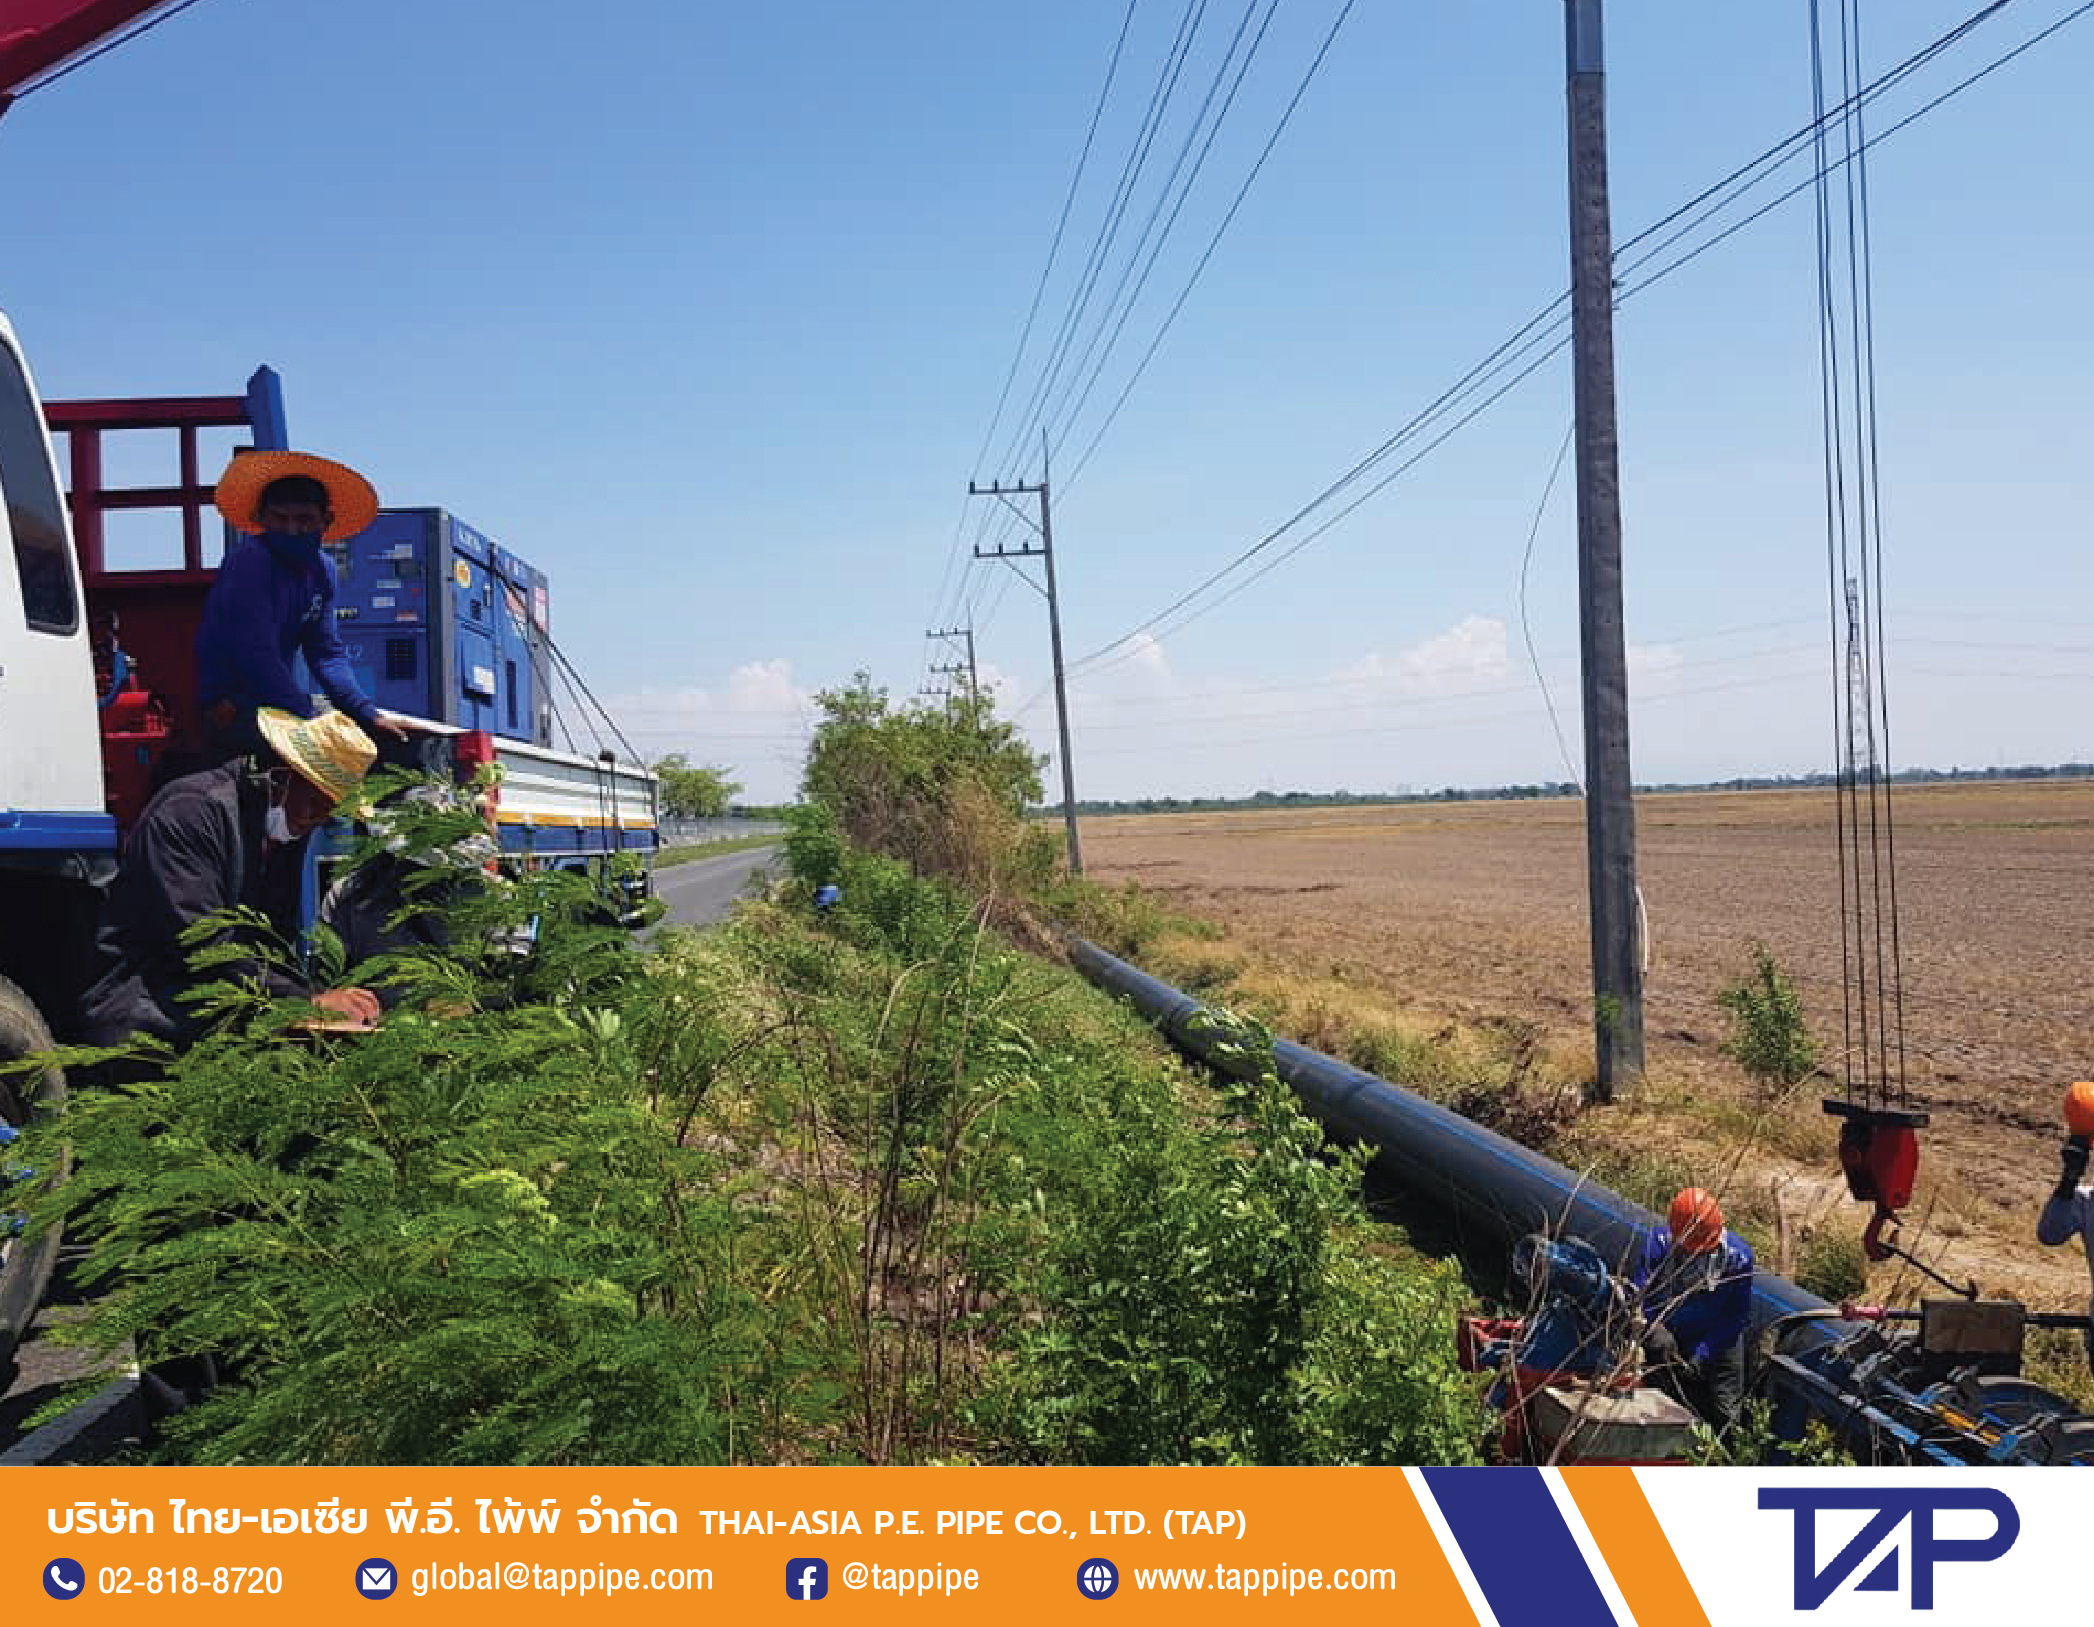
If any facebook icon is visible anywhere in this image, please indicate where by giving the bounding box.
[787,1559,829,1601]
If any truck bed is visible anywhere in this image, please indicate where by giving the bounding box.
[405,719,658,861]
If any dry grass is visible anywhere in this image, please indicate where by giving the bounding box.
[1082,781,2094,1311]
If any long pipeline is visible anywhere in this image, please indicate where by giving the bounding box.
[1067,939,1839,1347]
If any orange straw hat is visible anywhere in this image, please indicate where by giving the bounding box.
[1668,1187,1726,1255]
[2066,1082,2094,1140]
[254,708,377,804]
[213,450,379,542]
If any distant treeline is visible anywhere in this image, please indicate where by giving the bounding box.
[1053,762,2094,817]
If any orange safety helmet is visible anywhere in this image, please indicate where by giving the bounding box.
[1668,1187,1726,1255]
[2066,1081,2094,1140]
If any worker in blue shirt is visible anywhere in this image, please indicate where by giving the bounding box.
[2035,1081,2094,1373]
[1633,1186,1755,1428]
[197,450,408,759]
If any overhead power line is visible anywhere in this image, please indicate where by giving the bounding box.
[1065,0,2081,676]
[942,0,1358,641]
[927,0,1143,647]
[1062,0,1359,492]
[988,0,1214,490]
[1037,0,1281,457]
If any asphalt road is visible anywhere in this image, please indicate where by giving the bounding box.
[653,843,780,930]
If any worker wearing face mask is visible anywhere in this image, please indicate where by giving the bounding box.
[195,450,410,761]
[79,708,384,1047]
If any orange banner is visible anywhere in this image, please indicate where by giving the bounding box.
[4,1468,1478,1624]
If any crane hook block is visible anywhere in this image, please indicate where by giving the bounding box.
[1823,1099,1928,1216]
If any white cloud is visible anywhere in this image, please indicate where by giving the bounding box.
[606,659,819,802]
[1122,631,1171,678]
[1340,614,1511,692]
[1627,640,1687,692]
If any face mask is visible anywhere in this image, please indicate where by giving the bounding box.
[259,528,324,563]
[265,802,295,844]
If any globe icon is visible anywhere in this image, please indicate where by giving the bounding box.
[1078,1558,1119,1599]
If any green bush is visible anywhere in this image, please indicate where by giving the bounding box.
[1717,945,1819,1087]
[46,875,782,1464]
[1795,1227,1867,1303]
[799,673,1044,883]
[35,761,1492,1467]
[783,800,846,890]
[985,1007,1488,1464]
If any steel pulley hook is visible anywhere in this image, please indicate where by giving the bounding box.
[1860,1202,1898,1265]
[1865,1212,1978,1301]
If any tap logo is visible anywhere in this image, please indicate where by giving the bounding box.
[1758,1488,2019,1610]
[786,1558,829,1601]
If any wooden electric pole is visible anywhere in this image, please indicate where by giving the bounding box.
[968,447,1082,874]
[1566,0,1644,1093]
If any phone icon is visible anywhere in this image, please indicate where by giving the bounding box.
[44,1558,87,1600]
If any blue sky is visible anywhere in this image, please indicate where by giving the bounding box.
[4,0,2089,801]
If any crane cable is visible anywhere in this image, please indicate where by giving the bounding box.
[1813,0,1908,1113]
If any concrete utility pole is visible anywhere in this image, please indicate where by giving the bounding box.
[968,446,1082,874]
[1566,0,1644,1093]
[927,625,980,704]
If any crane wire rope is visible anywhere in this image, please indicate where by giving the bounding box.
[1814,0,1909,1111]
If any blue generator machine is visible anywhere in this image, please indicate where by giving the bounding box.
[329,509,552,746]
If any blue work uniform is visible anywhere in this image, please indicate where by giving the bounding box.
[1634,1227,1755,1425]
[195,532,382,731]
[2036,1182,2094,1370]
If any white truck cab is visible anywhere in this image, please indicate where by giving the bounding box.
[0,312,108,822]
[0,308,111,1386]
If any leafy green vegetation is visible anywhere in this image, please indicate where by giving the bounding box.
[1718,945,1820,1088]
[10,705,1490,1465]
[649,755,743,819]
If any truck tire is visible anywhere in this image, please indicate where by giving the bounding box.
[0,973,66,1389]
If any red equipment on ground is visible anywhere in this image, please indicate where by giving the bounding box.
[1457,1315,1697,1466]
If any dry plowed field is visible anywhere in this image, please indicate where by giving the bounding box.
[1083,781,2094,1291]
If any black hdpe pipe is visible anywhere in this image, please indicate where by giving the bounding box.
[1068,939,1845,1357]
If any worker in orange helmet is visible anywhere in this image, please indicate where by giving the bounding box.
[2035,1082,2094,1373]
[1632,1186,1756,1428]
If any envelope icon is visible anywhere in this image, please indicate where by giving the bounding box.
[362,1566,393,1593]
